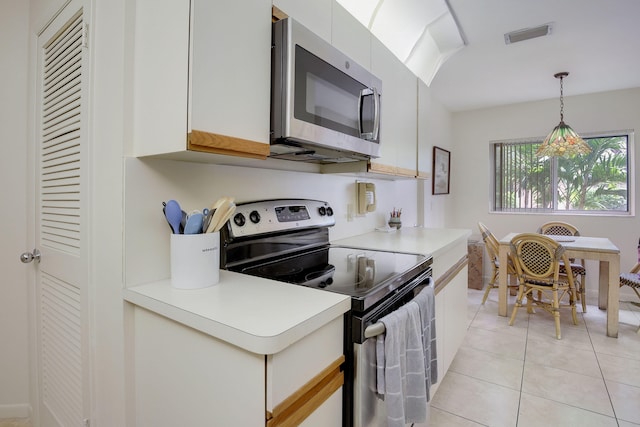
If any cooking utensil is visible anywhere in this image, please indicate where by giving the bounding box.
[162,202,174,233]
[206,199,236,233]
[212,203,236,232]
[184,211,204,234]
[180,210,187,234]
[210,196,234,211]
[202,208,213,233]
[164,199,183,234]
[204,196,235,232]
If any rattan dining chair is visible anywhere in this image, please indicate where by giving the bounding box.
[538,221,587,313]
[509,233,579,339]
[477,222,518,304]
[619,239,640,334]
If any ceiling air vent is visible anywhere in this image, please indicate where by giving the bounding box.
[504,23,553,44]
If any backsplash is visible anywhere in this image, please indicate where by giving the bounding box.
[124,157,422,286]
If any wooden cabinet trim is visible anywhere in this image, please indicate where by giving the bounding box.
[434,255,468,295]
[368,161,397,176]
[266,355,345,427]
[188,130,270,160]
[368,161,416,178]
[395,165,417,178]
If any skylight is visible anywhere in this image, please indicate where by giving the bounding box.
[336,0,466,85]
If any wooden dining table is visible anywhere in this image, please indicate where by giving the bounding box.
[498,233,621,337]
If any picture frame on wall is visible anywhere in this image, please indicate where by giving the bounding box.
[432,146,450,195]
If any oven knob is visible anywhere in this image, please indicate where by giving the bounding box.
[249,210,261,224]
[318,206,326,216]
[233,213,246,227]
[318,278,333,288]
[326,207,334,216]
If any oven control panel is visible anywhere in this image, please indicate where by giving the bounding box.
[227,199,335,238]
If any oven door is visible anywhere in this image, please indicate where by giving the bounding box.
[347,270,433,427]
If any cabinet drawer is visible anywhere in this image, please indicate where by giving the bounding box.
[266,316,344,423]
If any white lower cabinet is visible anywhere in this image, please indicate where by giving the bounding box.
[431,240,468,395]
[133,307,344,426]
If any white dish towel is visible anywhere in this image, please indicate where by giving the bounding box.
[413,282,438,399]
[376,300,427,427]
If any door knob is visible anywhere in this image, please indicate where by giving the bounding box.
[20,249,41,264]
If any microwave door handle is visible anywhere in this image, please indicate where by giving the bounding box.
[358,87,380,141]
[372,87,380,141]
[358,87,374,140]
[358,89,365,138]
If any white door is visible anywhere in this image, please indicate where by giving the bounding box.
[27,0,91,425]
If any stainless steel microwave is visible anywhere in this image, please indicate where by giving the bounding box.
[270,18,382,163]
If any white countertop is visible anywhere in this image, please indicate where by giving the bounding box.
[124,227,470,356]
[332,227,472,258]
[124,271,351,355]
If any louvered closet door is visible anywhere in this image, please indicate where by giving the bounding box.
[34,0,90,425]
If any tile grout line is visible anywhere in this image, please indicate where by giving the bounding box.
[514,310,531,427]
[584,309,621,425]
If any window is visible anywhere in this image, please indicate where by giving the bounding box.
[492,133,631,213]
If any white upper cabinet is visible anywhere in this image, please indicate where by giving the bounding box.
[273,0,332,42]
[370,37,418,177]
[132,0,272,160]
[331,2,371,71]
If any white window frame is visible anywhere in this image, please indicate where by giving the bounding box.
[490,130,635,216]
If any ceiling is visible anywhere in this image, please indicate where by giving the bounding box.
[428,0,640,112]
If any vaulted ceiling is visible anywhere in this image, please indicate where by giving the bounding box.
[339,0,640,112]
[433,0,640,111]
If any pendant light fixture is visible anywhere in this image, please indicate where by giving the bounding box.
[536,72,591,158]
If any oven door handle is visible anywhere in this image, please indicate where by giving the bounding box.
[352,271,433,344]
[363,321,386,339]
[363,274,434,339]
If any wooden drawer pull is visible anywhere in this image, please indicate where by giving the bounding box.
[266,355,345,427]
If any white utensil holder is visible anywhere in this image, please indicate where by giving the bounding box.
[170,232,220,289]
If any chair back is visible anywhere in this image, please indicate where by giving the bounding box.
[478,222,499,260]
[510,233,574,288]
[538,221,580,236]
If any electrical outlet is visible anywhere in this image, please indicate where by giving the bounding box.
[347,203,354,221]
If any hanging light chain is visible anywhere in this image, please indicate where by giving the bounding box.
[536,71,591,158]
[559,74,564,122]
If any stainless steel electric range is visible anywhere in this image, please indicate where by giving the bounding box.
[219,199,433,427]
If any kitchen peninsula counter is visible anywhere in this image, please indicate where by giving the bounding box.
[124,226,471,424]
[124,227,470,355]
[335,226,472,394]
[333,226,472,262]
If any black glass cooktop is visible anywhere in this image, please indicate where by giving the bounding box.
[237,245,430,311]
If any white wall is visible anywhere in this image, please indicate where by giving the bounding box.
[90,0,127,425]
[418,82,454,228]
[0,0,30,418]
[450,88,640,299]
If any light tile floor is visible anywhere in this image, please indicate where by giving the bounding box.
[3,291,638,427]
[429,289,640,427]
[0,419,30,427]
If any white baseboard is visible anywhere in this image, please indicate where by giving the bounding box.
[0,404,30,419]
[584,287,639,304]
